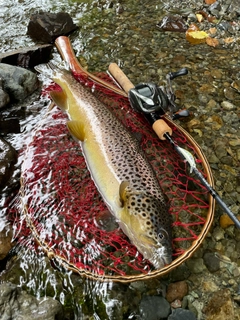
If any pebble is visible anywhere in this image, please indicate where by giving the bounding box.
[203,252,220,272]
[229,139,240,147]
[204,289,235,320]
[221,100,236,111]
[201,279,219,293]
[168,308,197,320]
[231,80,240,92]
[139,295,171,320]
[186,258,207,274]
[171,299,182,308]
[0,227,14,260]
[213,227,225,241]
[166,281,189,303]
[206,99,217,109]
[224,87,240,101]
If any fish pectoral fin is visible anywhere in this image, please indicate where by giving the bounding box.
[119,181,130,204]
[67,120,85,141]
[50,90,68,111]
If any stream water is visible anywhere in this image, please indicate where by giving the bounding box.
[0,0,240,319]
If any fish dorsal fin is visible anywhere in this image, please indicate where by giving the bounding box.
[50,90,68,111]
[119,181,130,204]
[67,120,85,141]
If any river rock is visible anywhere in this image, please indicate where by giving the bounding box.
[203,252,220,272]
[27,12,78,43]
[0,78,10,108]
[0,138,17,190]
[186,258,207,274]
[0,44,53,68]
[0,226,14,260]
[0,282,64,320]
[0,63,39,102]
[166,281,189,303]
[168,308,197,320]
[203,289,235,320]
[156,15,188,32]
[139,295,171,320]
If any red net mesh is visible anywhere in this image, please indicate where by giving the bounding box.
[11,72,212,278]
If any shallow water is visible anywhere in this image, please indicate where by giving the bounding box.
[0,0,240,319]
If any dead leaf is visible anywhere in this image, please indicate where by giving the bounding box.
[206,37,219,47]
[186,29,209,45]
[205,0,216,4]
[187,23,200,32]
[196,13,203,23]
[220,214,240,228]
[209,27,217,35]
[224,37,235,44]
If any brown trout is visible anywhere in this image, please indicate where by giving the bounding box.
[47,64,172,269]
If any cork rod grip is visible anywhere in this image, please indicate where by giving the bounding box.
[108,63,135,93]
[108,63,172,140]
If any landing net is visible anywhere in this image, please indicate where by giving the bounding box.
[11,71,214,282]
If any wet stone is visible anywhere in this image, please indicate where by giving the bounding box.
[166,281,189,303]
[203,252,220,272]
[0,78,10,108]
[231,80,240,92]
[0,63,39,102]
[0,138,17,190]
[27,12,78,43]
[168,308,197,320]
[0,44,53,68]
[211,69,222,79]
[213,227,225,241]
[156,15,188,32]
[204,289,235,320]
[221,100,236,110]
[186,258,207,274]
[224,87,240,101]
[169,263,191,282]
[139,295,171,320]
[0,227,14,260]
[0,282,64,320]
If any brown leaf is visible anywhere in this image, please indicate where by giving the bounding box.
[224,37,235,44]
[208,27,217,35]
[206,37,219,47]
[205,0,216,4]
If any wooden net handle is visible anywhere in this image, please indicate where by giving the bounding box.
[108,63,172,139]
[55,37,127,97]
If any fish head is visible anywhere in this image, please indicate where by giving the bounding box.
[119,182,172,269]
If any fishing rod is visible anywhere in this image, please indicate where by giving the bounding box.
[108,63,240,229]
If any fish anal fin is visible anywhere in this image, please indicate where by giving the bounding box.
[50,90,68,111]
[119,181,130,204]
[67,120,85,141]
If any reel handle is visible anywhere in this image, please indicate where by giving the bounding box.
[108,63,172,140]
[168,68,188,80]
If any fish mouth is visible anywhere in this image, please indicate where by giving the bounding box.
[149,246,172,269]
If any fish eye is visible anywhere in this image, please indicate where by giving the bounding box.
[158,229,168,240]
[158,232,165,240]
